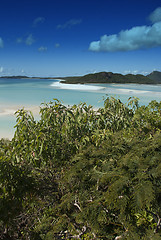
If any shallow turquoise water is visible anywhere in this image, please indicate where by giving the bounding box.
[0,78,161,138]
[1,78,161,107]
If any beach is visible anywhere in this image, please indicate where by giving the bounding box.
[0,105,40,117]
[1,78,161,139]
[0,104,40,139]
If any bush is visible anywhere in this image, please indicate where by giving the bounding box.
[0,97,161,239]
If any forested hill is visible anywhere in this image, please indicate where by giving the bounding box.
[61,71,161,84]
[1,71,161,84]
[147,71,161,83]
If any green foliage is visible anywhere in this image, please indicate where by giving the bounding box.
[147,71,161,83]
[0,96,161,239]
[62,71,156,84]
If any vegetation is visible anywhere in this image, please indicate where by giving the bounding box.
[0,76,29,79]
[1,70,161,84]
[0,96,161,239]
[61,72,159,84]
[147,71,161,83]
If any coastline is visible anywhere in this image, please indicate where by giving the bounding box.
[0,105,40,140]
[1,70,161,85]
[0,105,40,117]
[0,75,161,140]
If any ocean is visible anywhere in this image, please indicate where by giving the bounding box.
[0,78,161,139]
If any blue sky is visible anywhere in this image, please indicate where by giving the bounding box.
[0,0,161,77]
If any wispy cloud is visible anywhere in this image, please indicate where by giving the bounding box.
[0,38,4,48]
[25,34,35,46]
[33,17,45,27]
[55,43,60,48]
[38,46,47,52]
[123,70,140,75]
[57,19,82,29]
[16,37,23,43]
[16,34,35,46]
[149,7,161,23]
[124,70,150,75]
[0,67,28,76]
[89,7,161,52]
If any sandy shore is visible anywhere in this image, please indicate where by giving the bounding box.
[0,104,99,140]
[0,105,40,140]
[0,105,40,117]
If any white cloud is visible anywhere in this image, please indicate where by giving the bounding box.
[0,38,4,48]
[123,70,139,75]
[149,7,161,23]
[57,19,82,29]
[16,34,35,46]
[0,67,4,73]
[25,34,35,46]
[141,71,150,75]
[89,7,161,52]
[33,17,45,27]
[123,70,132,74]
[123,70,150,75]
[38,46,47,52]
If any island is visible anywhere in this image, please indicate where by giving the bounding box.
[0,70,161,84]
[59,71,161,84]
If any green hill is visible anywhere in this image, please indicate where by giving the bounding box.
[61,71,157,84]
[147,71,161,83]
[0,75,29,79]
[1,71,161,84]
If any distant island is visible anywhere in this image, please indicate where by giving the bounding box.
[60,71,161,84]
[1,71,161,84]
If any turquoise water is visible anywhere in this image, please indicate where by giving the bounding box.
[0,78,105,107]
[1,78,161,107]
[0,78,161,138]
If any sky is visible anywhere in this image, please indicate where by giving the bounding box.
[0,0,161,77]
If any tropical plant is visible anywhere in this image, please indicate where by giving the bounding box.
[0,97,161,239]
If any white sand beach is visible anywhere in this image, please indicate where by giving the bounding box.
[0,105,40,117]
[0,78,161,140]
[0,105,40,140]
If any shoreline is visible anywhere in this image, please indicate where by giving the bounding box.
[0,105,40,140]
[0,104,99,140]
[0,105,40,117]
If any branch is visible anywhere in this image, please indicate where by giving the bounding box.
[156,215,161,233]
[115,229,128,240]
[71,226,87,239]
[74,198,82,212]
